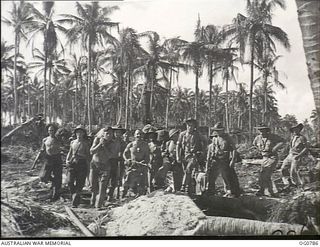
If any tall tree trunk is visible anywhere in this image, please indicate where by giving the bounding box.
[87,39,92,133]
[75,76,78,124]
[165,68,173,129]
[48,66,52,123]
[13,34,19,124]
[225,72,230,133]
[27,81,31,118]
[249,41,255,142]
[195,69,199,121]
[125,64,131,129]
[295,0,320,141]
[208,63,213,134]
[43,50,48,123]
[91,69,95,125]
[263,74,268,123]
[149,68,155,123]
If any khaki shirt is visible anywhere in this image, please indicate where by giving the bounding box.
[253,134,284,157]
[177,130,203,159]
[290,134,308,155]
[207,134,235,161]
[91,138,119,164]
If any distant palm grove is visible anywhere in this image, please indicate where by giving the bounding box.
[1,0,319,142]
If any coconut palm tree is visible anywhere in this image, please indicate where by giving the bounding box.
[295,0,320,138]
[58,1,119,132]
[196,23,225,127]
[1,40,15,80]
[27,1,66,122]
[171,87,194,125]
[225,0,290,141]
[213,48,238,132]
[2,0,33,124]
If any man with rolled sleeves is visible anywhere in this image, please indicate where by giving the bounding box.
[176,118,204,195]
[281,123,308,188]
[206,122,240,197]
[66,125,91,208]
[123,129,150,197]
[252,124,284,196]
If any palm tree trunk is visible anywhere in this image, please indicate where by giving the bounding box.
[263,74,268,123]
[75,76,78,124]
[13,34,19,124]
[209,63,213,133]
[195,69,199,121]
[165,68,173,129]
[87,39,92,133]
[48,66,52,123]
[295,0,320,141]
[72,95,75,124]
[43,51,48,123]
[249,41,255,142]
[125,65,131,129]
[226,72,230,133]
[27,81,31,118]
[91,69,95,125]
[150,68,155,122]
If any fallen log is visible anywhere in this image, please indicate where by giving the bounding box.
[1,118,35,142]
[195,194,282,221]
[65,206,94,237]
[3,177,39,190]
[191,216,307,236]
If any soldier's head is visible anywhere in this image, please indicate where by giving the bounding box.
[255,124,270,138]
[290,123,304,136]
[74,125,87,139]
[47,124,57,137]
[103,127,114,141]
[112,125,126,138]
[185,119,197,133]
[211,122,224,137]
[134,129,143,141]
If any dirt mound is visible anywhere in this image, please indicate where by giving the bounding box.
[88,190,206,236]
[1,145,36,164]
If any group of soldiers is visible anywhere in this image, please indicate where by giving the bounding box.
[35,117,309,209]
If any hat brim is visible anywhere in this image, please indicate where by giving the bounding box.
[290,124,303,132]
[74,128,86,133]
[113,128,126,133]
[211,128,224,131]
[169,130,179,138]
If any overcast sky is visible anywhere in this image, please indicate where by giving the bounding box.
[1,0,316,122]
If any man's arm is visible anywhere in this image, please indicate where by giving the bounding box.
[90,137,103,155]
[123,143,132,162]
[295,136,309,159]
[176,133,183,163]
[66,141,73,164]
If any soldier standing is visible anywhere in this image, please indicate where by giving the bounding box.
[89,127,118,208]
[176,118,204,195]
[206,123,240,198]
[252,124,284,197]
[146,127,163,191]
[123,129,150,197]
[38,124,63,201]
[281,123,308,188]
[108,125,126,201]
[66,125,90,208]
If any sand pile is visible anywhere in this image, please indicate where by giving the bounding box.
[88,190,207,236]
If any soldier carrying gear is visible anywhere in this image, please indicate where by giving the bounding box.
[89,127,119,209]
[252,124,285,197]
[281,123,308,188]
[176,118,205,195]
[66,125,91,208]
[123,129,150,197]
[206,122,240,198]
[38,124,63,202]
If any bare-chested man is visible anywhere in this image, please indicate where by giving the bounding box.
[66,125,90,208]
[89,127,119,208]
[39,124,62,201]
[122,129,150,197]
